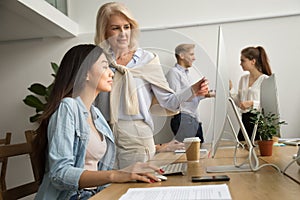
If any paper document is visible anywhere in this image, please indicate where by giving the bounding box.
[119,184,232,200]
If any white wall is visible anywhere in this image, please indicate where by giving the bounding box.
[1,0,300,198]
[69,0,300,33]
[221,16,300,139]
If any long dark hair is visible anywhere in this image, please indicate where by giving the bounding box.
[34,44,104,181]
[241,46,272,76]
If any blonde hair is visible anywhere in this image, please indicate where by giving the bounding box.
[94,2,139,52]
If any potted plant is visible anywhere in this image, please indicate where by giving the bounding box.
[250,109,286,156]
[23,62,59,123]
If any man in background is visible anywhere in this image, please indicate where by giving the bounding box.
[166,44,208,143]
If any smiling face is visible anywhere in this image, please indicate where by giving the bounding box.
[87,53,114,93]
[105,14,131,52]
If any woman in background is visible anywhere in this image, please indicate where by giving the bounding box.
[230,46,272,142]
[94,2,208,169]
[34,44,162,200]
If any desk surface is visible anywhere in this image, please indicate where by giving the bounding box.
[91,146,300,200]
[259,145,300,183]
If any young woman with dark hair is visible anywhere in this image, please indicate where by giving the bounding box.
[34,44,162,200]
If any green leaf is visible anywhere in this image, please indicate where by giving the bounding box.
[24,62,59,123]
[35,103,46,113]
[45,83,54,102]
[249,108,287,140]
[28,83,47,96]
[46,83,54,97]
[23,95,45,111]
[51,62,59,76]
[30,114,42,123]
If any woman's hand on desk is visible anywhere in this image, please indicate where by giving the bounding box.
[111,162,164,183]
[156,140,185,152]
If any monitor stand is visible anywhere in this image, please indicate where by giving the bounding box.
[207,98,280,173]
[206,164,251,172]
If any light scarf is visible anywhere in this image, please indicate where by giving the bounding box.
[110,54,178,124]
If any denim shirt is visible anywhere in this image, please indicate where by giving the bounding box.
[35,97,115,200]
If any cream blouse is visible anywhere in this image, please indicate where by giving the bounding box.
[231,73,268,113]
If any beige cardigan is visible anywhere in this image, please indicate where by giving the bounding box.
[110,54,178,124]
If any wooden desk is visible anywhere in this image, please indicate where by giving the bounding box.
[90,147,300,200]
[259,145,300,183]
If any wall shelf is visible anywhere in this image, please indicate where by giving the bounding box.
[0,0,78,43]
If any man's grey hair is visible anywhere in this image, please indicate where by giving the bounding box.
[175,44,195,56]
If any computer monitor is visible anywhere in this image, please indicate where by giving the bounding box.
[260,73,281,137]
[208,28,281,172]
[208,73,281,172]
[211,26,229,156]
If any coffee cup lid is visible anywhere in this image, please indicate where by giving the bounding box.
[183,137,201,142]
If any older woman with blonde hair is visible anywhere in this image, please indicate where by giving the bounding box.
[94,2,209,169]
[95,2,139,54]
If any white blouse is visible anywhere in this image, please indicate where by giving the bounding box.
[231,73,268,113]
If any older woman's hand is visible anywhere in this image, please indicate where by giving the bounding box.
[156,140,185,152]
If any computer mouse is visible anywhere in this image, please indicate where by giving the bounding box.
[155,174,168,181]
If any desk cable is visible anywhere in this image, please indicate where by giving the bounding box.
[248,147,281,172]
[283,154,300,174]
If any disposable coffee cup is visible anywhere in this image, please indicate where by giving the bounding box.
[183,137,201,162]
